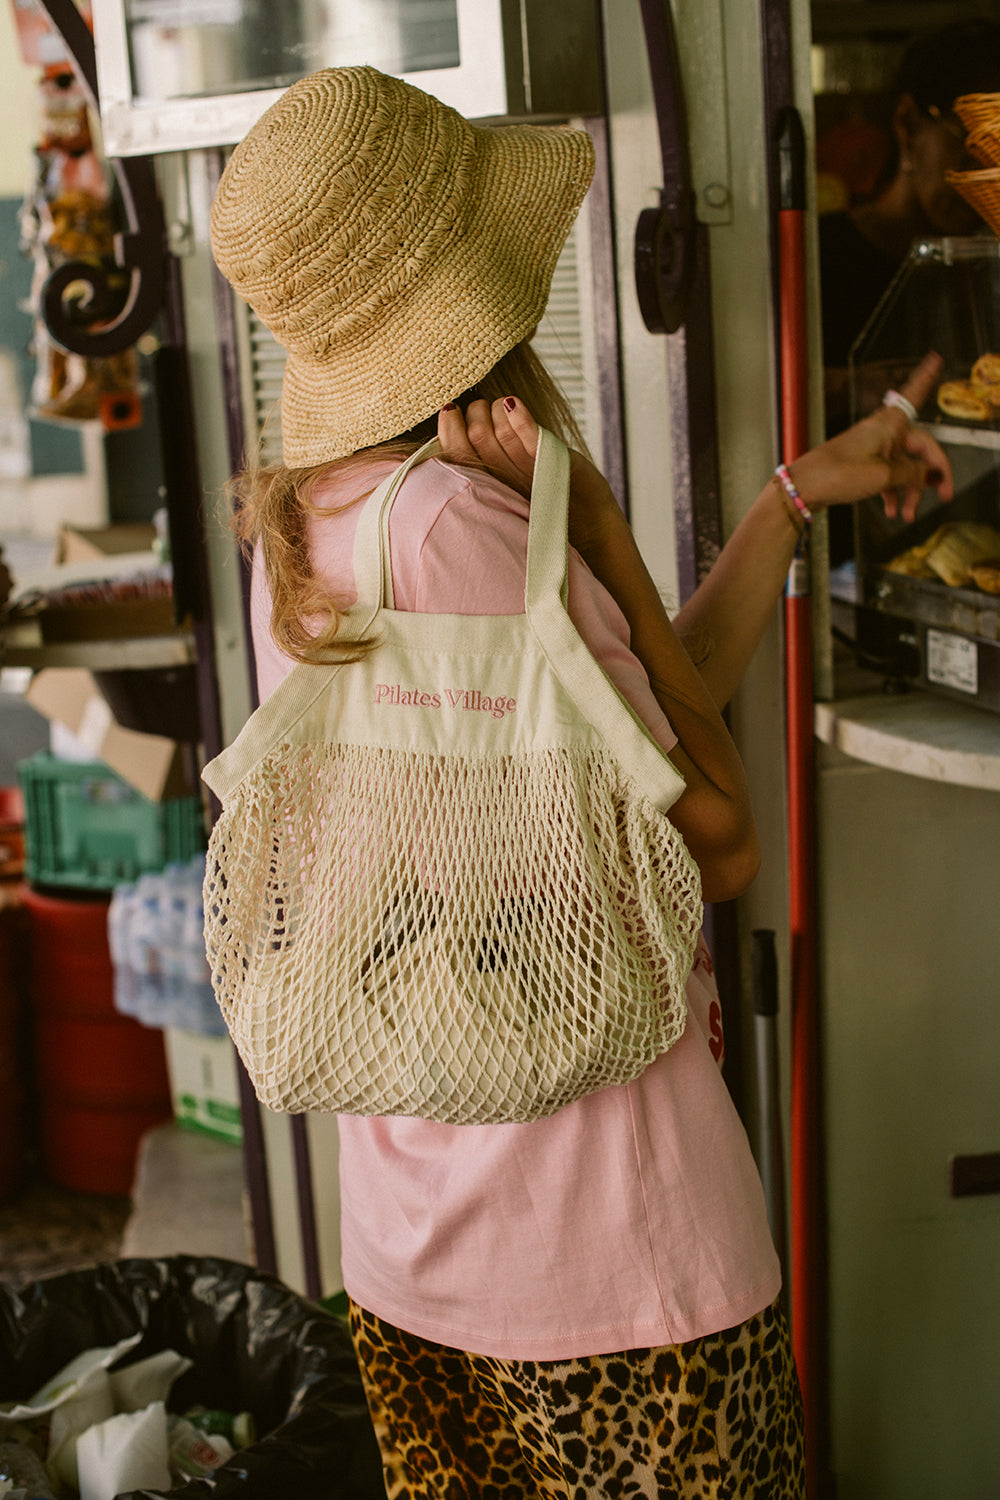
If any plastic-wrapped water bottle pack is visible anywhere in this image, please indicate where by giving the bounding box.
[107,854,226,1036]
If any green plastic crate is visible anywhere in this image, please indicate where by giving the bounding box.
[18,753,206,891]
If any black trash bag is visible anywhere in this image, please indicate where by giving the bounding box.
[0,1256,386,1499]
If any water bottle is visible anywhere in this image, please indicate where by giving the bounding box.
[181,854,224,1035]
[107,881,138,1020]
[128,871,167,1026]
[160,861,190,1024]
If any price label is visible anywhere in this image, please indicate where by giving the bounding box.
[926,629,978,695]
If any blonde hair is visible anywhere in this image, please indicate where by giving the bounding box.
[232,341,587,664]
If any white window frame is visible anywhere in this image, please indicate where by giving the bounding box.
[92,0,511,155]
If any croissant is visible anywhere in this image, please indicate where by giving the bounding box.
[971,352,1000,389]
[886,551,936,578]
[937,380,992,421]
[925,522,1000,587]
[969,558,1000,594]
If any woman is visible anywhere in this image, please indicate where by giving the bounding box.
[209,66,950,1498]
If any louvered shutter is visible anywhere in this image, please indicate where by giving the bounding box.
[237,223,595,465]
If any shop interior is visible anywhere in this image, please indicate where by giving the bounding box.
[0,1,997,1496]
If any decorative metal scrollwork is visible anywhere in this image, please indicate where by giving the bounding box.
[34,0,166,357]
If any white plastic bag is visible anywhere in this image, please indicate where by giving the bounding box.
[76,1402,171,1500]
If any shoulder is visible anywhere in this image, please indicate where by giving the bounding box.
[393,457,531,614]
[398,455,529,531]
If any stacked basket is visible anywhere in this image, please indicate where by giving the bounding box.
[948,94,1000,233]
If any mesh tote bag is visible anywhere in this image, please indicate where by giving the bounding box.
[202,430,703,1125]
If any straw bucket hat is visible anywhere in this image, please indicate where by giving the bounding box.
[210,66,595,466]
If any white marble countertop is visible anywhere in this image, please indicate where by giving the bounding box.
[814,687,1000,791]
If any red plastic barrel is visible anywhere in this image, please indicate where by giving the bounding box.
[0,897,27,1204]
[0,785,25,882]
[23,887,171,1196]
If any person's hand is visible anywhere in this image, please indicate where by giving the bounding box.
[789,352,953,523]
[438,396,538,497]
[437,396,626,558]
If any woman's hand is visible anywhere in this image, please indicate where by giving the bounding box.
[438,396,538,497]
[789,351,953,523]
[437,397,625,558]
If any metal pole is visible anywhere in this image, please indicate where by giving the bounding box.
[751,928,787,1266]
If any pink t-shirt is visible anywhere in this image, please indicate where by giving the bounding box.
[251,454,780,1359]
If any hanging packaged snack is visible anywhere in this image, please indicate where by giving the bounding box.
[20,56,142,432]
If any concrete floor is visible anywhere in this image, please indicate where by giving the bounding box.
[121,1121,251,1263]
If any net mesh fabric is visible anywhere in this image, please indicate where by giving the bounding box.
[204,740,702,1124]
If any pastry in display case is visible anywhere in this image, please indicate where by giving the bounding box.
[839,234,1000,712]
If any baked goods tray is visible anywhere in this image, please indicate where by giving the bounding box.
[927,421,1000,451]
[866,568,1000,643]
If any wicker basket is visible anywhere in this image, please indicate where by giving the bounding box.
[967,125,1000,169]
[955,93,1000,134]
[946,166,1000,236]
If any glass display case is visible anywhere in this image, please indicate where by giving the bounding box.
[91,0,604,154]
[843,235,1000,713]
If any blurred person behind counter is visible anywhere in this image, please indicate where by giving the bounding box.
[820,18,1000,436]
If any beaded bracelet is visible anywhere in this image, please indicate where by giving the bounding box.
[771,477,805,536]
[772,463,813,531]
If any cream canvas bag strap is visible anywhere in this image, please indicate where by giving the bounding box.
[203,440,436,803]
[524,431,686,813]
[341,436,441,626]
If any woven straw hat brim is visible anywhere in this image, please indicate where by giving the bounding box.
[211,67,594,466]
[280,122,594,464]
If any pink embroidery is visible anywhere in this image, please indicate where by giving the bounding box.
[374,684,517,720]
[374,683,441,708]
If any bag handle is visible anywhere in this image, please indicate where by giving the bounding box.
[340,437,441,641]
[345,427,571,633]
[523,427,571,614]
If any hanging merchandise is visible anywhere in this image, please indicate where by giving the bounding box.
[16,12,143,433]
[9,0,92,71]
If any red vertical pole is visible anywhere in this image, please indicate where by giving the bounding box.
[777,106,824,1496]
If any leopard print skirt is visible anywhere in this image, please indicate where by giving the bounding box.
[349,1298,805,1499]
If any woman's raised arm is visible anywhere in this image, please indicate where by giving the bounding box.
[440,398,761,903]
[672,353,953,708]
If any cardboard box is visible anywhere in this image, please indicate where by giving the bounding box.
[38,596,178,643]
[11,533,184,643]
[164,1028,243,1145]
[26,668,195,802]
[56,523,158,565]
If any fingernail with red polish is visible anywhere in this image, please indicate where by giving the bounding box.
[503,397,516,412]
[441,402,457,412]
